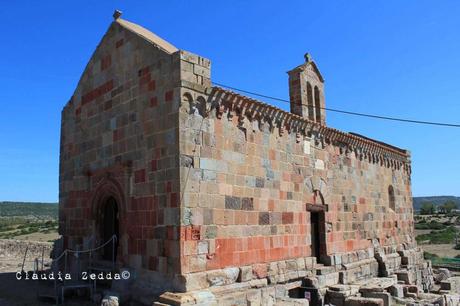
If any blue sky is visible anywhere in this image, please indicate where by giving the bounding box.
[1,1,459,202]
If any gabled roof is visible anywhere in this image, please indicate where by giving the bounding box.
[115,18,178,54]
[66,14,180,109]
[288,56,325,83]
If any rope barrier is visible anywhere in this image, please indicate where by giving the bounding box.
[53,235,117,262]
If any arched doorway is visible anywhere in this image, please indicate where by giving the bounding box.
[307,189,327,264]
[101,197,119,261]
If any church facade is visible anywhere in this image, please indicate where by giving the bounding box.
[59,12,434,305]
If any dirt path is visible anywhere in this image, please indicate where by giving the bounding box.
[420,243,460,258]
[14,232,59,242]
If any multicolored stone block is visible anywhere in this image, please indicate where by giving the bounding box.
[59,14,427,305]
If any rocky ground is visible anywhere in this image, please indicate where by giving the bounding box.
[421,243,460,259]
[0,239,93,306]
[414,214,460,258]
[1,238,459,305]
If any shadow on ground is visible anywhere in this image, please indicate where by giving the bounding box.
[0,272,94,306]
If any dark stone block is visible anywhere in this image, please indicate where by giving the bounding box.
[364,213,374,221]
[259,212,270,225]
[159,195,167,208]
[180,154,194,167]
[255,177,265,188]
[154,227,167,239]
[225,196,241,210]
[241,197,254,210]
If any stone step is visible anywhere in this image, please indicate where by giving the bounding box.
[316,265,336,275]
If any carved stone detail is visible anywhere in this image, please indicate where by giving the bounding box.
[207,87,410,173]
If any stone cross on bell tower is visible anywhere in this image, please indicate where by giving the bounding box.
[287,53,326,125]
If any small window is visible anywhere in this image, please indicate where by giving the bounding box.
[314,86,321,123]
[307,82,314,121]
[388,185,395,211]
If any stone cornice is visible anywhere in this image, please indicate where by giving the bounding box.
[207,87,411,172]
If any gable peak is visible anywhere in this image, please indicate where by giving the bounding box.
[113,10,122,20]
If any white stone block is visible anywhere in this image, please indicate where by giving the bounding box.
[315,159,325,170]
[303,140,311,154]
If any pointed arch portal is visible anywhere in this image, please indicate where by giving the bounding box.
[101,196,119,260]
[307,189,327,264]
[90,176,126,262]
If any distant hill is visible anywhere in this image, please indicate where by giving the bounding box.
[413,196,460,212]
[1,198,459,216]
[0,201,58,219]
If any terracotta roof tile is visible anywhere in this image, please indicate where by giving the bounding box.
[116,18,178,54]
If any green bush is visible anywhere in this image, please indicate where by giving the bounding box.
[416,226,457,244]
[415,220,445,230]
[423,251,439,260]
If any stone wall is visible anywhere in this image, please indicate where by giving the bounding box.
[177,84,414,291]
[0,239,52,259]
[158,246,439,306]
[59,15,426,304]
[59,20,184,294]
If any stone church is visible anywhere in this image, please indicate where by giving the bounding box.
[59,11,440,305]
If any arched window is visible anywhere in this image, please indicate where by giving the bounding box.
[182,93,193,114]
[307,82,314,121]
[314,86,321,123]
[388,185,396,211]
[196,96,207,116]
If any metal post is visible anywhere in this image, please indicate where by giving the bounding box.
[112,235,115,269]
[63,250,67,304]
[41,246,45,271]
[76,249,80,282]
[54,277,57,306]
[21,246,29,274]
[64,250,67,280]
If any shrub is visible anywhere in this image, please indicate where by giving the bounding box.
[423,251,439,260]
[416,226,457,244]
[415,220,445,230]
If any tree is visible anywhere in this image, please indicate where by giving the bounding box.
[420,202,435,215]
[439,200,458,214]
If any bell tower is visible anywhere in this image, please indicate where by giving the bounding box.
[287,53,326,125]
